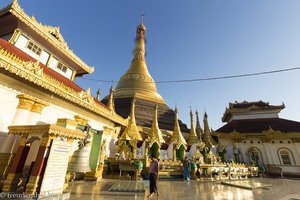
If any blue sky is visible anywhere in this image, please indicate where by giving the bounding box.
[2,0,300,129]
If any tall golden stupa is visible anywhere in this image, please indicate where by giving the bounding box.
[102,20,189,133]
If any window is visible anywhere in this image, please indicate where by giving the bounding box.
[278,149,295,165]
[248,147,263,164]
[56,62,67,73]
[26,41,42,56]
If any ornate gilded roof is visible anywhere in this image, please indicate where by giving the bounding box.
[222,100,285,122]
[114,22,165,104]
[0,0,94,75]
[0,38,126,126]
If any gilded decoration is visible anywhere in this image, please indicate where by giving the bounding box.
[16,94,35,110]
[114,22,166,104]
[31,101,49,114]
[74,115,89,126]
[262,128,281,142]
[0,0,94,74]
[0,47,126,126]
[8,124,87,140]
[25,175,40,194]
[216,130,245,143]
[19,135,28,146]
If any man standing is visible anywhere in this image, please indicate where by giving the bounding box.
[183,156,190,181]
[148,155,159,198]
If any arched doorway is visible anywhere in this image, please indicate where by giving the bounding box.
[176,145,185,161]
[248,147,263,164]
[149,142,160,159]
[218,147,227,163]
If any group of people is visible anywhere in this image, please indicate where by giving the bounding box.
[147,156,191,198]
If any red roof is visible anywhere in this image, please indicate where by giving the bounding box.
[216,118,300,133]
[0,38,108,108]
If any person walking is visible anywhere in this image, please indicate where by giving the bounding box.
[148,155,159,198]
[183,156,190,181]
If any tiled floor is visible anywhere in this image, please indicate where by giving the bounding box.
[68,178,300,200]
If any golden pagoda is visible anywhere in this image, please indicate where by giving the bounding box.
[114,21,165,104]
[102,19,189,133]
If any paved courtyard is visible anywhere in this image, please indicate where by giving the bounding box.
[68,178,300,200]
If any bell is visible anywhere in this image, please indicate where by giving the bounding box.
[68,145,91,179]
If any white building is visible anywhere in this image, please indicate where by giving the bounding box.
[216,101,300,176]
[0,0,125,193]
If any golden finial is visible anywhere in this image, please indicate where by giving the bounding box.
[96,84,101,100]
[141,12,145,25]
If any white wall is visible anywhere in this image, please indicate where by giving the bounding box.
[0,86,19,133]
[48,56,73,80]
[230,113,278,121]
[14,34,49,65]
[231,139,300,166]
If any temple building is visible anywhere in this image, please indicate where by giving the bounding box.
[216,101,300,176]
[3,1,300,197]
[0,0,126,194]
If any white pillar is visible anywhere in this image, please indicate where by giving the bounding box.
[292,142,300,165]
[262,143,272,164]
[0,94,34,153]
[264,143,276,164]
[236,143,246,163]
[26,101,49,125]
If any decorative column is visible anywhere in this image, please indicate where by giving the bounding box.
[26,135,52,194]
[12,94,35,125]
[27,101,49,125]
[84,129,105,181]
[2,135,29,192]
[0,95,34,154]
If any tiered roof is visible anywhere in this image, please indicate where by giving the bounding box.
[0,0,94,75]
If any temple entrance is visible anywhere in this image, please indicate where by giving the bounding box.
[2,124,85,197]
[176,145,185,161]
[149,142,160,159]
[218,148,227,163]
[248,147,263,165]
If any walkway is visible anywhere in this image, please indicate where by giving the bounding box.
[68,178,300,200]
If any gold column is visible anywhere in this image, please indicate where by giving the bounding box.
[0,95,35,190]
[8,29,22,45]
[25,136,52,194]
[2,135,29,192]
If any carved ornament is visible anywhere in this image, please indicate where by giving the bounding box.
[0,0,94,74]
[0,48,126,126]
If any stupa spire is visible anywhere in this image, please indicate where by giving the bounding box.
[119,97,142,141]
[195,110,203,140]
[170,106,187,144]
[114,17,165,104]
[107,85,115,112]
[148,103,165,144]
[188,107,199,146]
[203,112,212,147]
